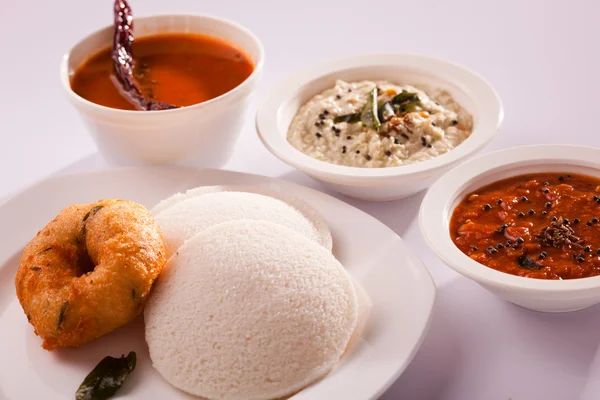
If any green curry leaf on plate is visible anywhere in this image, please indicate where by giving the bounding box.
[75,352,136,400]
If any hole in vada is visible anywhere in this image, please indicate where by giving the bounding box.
[75,249,95,276]
[74,204,105,276]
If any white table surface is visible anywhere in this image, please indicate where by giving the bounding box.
[2,0,600,399]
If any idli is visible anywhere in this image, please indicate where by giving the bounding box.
[154,190,332,256]
[145,220,358,400]
[152,185,332,251]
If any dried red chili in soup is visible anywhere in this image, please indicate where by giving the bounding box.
[449,173,600,279]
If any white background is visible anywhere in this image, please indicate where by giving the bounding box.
[2,0,600,399]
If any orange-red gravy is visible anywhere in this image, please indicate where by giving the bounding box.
[70,33,254,110]
[450,173,600,280]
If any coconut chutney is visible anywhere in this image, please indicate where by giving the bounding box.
[287,80,473,168]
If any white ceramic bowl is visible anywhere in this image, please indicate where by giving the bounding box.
[61,14,264,166]
[255,53,503,201]
[420,145,600,313]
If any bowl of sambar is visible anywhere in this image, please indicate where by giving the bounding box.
[61,13,264,166]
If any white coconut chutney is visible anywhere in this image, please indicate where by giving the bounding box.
[287,80,473,168]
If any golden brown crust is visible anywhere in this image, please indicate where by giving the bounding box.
[14,199,166,350]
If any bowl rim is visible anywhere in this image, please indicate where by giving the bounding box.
[420,144,600,292]
[59,13,265,116]
[255,52,503,180]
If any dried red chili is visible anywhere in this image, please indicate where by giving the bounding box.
[111,0,177,111]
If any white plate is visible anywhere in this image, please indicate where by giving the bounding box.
[0,167,435,400]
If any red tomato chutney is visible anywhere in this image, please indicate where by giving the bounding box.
[449,173,600,279]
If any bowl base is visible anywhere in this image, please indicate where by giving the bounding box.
[509,300,596,314]
[314,178,430,202]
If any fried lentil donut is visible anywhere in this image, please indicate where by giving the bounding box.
[15,199,166,350]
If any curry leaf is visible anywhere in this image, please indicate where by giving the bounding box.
[361,87,380,129]
[76,352,136,400]
[333,113,361,124]
[391,90,421,115]
[395,102,420,115]
[391,91,419,105]
[379,102,395,122]
[57,302,69,331]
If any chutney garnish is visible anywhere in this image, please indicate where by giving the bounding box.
[534,217,585,249]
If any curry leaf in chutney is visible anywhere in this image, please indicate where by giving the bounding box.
[390,91,419,105]
[379,102,395,122]
[361,87,381,130]
[333,89,418,128]
[76,352,137,400]
[395,102,420,115]
[333,113,361,124]
[391,90,421,115]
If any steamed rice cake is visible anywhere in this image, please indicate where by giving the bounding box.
[144,220,358,400]
[154,190,332,256]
